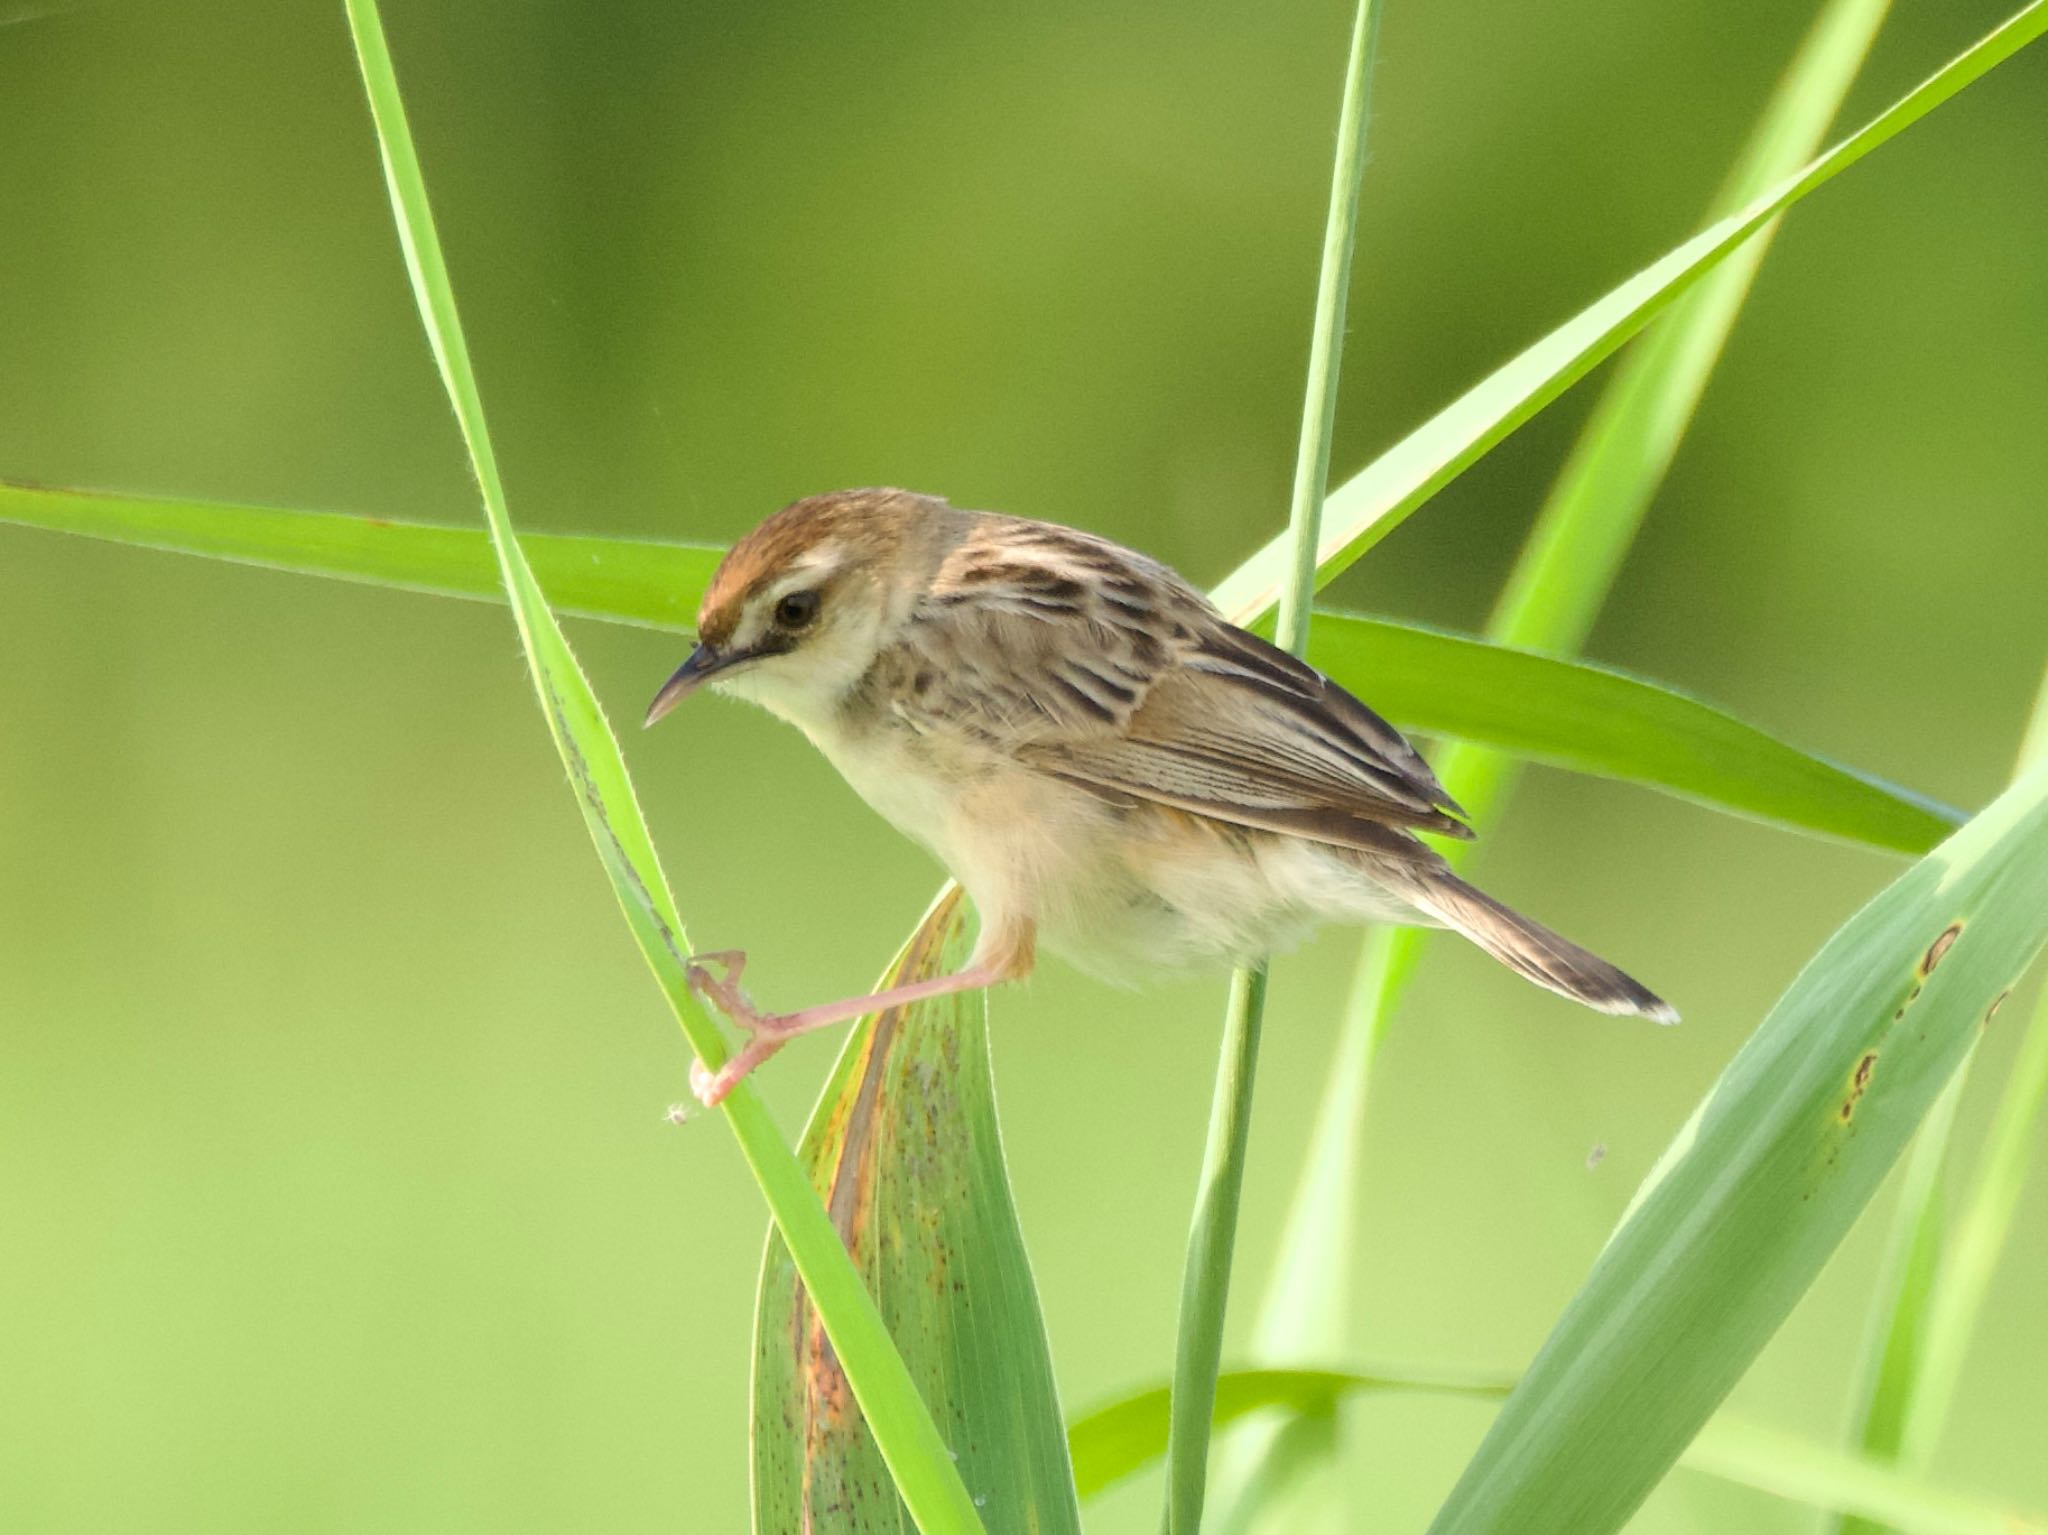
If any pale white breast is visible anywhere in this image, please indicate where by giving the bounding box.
[803,715,958,857]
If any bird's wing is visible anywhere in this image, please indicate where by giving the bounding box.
[885,518,1468,850]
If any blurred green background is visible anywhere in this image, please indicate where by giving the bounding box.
[3,1,2045,1529]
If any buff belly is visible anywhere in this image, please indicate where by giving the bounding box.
[817,718,1430,979]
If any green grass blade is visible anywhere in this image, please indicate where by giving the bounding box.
[1423,760,2048,1534]
[753,892,1080,1532]
[0,485,1963,854]
[0,480,716,629]
[1224,2,1893,1523]
[1828,1067,1970,1535]
[1160,5,1379,1528]
[338,4,984,1528]
[1162,964,1272,1535]
[1313,613,1957,853]
[1482,0,1893,650]
[1069,1368,2043,1533]
[1835,667,2048,1528]
[1903,975,2048,1460]
[1206,0,2042,627]
[1916,1033,2048,1428]
[1683,1416,2046,1535]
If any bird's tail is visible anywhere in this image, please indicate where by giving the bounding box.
[1372,859,1678,1024]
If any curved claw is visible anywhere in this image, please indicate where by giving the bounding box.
[686,948,748,982]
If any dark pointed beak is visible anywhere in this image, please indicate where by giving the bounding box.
[643,643,735,727]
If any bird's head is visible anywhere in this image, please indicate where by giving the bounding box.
[644,487,951,732]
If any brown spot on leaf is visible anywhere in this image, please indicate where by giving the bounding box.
[1919,922,1963,977]
[1987,989,2011,1024]
[1840,1050,1879,1122]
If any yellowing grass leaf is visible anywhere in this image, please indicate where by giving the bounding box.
[754,891,1080,1533]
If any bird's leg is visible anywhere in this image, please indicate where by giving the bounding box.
[684,920,1034,1107]
[686,961,1008,1107]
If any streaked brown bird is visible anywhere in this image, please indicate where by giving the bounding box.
[646,488,1674,1104]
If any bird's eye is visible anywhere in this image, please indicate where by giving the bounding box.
[773,590,820,630]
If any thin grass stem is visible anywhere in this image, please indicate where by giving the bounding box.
[1159,3,1381,1528]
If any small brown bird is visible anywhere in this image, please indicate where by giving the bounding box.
[647,488,1673,1105]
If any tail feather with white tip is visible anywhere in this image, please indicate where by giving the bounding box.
[1371,859,1678,1024]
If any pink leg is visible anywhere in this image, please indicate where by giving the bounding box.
[685,954,1009,1108]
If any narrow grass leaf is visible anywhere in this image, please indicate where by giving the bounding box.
[1684,1415,2047,1535]
[1313,613,1957,853]
[1901,977,2048,1463]
[1072,1367,1512,1502]
[1425,760,2048,1534]
[754,891,1080,1533]
[0,485,1964,854]
[1070,1369,2047,1534]
[1207,0,2043,627]
[0,479,716,628]
[1225,2,1893,1524]
[339,4,984,1527]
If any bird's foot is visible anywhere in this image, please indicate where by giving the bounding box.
[684,949,754,1019]
[684,949,799,1108]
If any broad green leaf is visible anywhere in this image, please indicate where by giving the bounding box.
[0,488,1962,856]
[340,4,985,1528]
[1068,1368,2043,1534]
[1226,2,1895,1524]
[754,891,1080,1533]
[1313,613,1957,854]
[1425,759,2048,1534]
[1207,0,2044,627]
[1834,665,2048,1532]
